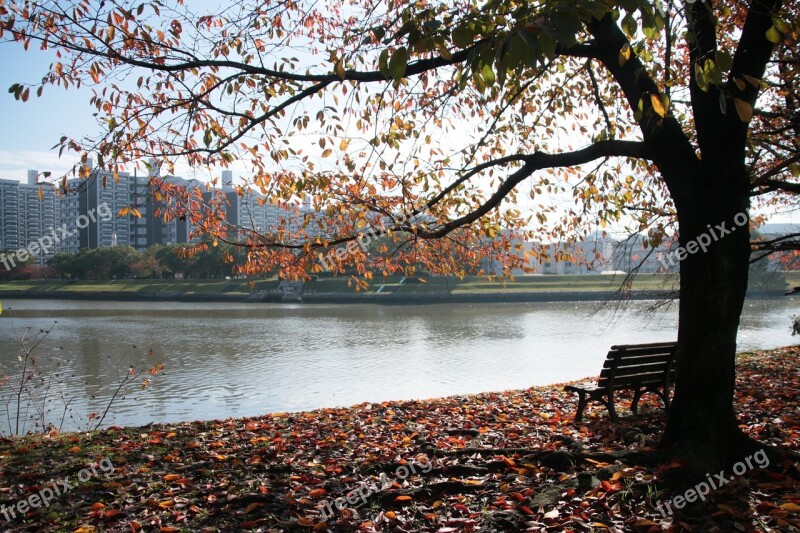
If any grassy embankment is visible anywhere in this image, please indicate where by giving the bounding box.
[1,271,795,299]
[0,273,681,295]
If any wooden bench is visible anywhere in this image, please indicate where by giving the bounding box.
[564,341,677,422]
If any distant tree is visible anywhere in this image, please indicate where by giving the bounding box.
[46,253,77,280]
[131,245,165,279]
[186,241,243,279]
[155,244,192,279]
[0,250,36,280]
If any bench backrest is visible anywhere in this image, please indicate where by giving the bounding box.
[597,342,677,390]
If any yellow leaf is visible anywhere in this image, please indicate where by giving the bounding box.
[780,502,800,513]
[334,60,346,80]
[339,139,348,150]
[321,149,332,158]
[734,98,753,122]
[618,43,631,66]
[651,94,666,118]
[766,26,781,44]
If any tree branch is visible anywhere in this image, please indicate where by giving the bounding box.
[584,14,697,209]
[687,0,726,160]
[725,0,783,152]
[750,153,800,195]
[415,140,650,239]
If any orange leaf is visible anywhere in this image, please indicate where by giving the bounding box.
[163,474,181,481]
[309,488,327,498]
[244,502,264,513]
[734,98,753,122]
[780,502,800,513]
[67,446,81,453]
[395,495,412,502]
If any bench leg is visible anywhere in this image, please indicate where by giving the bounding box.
[574,392,588,422]
[606,394,618,422]
[631,387,644,415]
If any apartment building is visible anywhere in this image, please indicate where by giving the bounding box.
[0,163,314,268]
[0,178,20,253]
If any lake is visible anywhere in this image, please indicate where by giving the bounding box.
[0,297,798,431]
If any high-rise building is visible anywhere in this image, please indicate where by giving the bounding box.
[0,167,308,266]
[0,178,20,253]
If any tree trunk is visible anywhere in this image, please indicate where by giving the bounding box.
[662,165,755,470]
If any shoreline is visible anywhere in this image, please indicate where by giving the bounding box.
[0,287,788,304]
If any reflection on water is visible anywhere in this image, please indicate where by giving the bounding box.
[1,297,798,429]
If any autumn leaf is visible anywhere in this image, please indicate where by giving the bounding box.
[734,99,753,122]
[650,94,667,118]
[618,43,632,66]
[244,502,265,513]
[765,26,781,43]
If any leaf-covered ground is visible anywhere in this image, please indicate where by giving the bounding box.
[2,346,800,532]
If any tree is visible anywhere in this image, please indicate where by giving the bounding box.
[47,252,78,279]
[1,0,798,469]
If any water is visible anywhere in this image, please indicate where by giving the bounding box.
[0,297,798,431]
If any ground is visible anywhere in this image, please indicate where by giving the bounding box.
[1,346,800,532]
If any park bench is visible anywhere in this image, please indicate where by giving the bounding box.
[564,341,678,422]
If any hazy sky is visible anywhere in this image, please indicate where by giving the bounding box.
[0,42,99,182]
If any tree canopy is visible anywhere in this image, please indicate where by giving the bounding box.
[2,0,799,467]
[2,0,792,280]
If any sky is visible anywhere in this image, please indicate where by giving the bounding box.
[0,43,97,182]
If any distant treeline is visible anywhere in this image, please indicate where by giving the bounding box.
[0,242,247,281]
